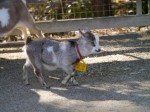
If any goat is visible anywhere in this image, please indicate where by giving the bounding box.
[23,30,101,88]
[0,0,44,40]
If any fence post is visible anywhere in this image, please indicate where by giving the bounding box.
[136,0,142,15]
[148,0,150,15]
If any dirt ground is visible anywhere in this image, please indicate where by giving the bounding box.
[0,32,150,112]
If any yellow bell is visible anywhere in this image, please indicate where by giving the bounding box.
[74,59,87,72]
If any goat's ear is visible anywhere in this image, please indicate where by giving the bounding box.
[78,29,85,38]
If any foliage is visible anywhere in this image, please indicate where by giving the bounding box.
[62,0,94,19]
[28,0,94,21]
[28,0,149,21]
[28,1,56,21]
[111,0,136,16]
[142,0,148,14]
[112,0,148,16]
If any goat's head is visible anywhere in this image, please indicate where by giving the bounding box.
[78,30,101,55]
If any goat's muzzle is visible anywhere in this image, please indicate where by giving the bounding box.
[95,48,101,52]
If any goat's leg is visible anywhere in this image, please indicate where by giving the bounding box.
[22,60,31,85]
[61,67,79,85]
[61,73,73,85]
[33,68,49,89]
[29,24,45,38]
[62,73,79,86]
[25,18,45,38]
[26,53,48,88]
[18,27,30,40]
[31,61,49,88]
[70,76,79,86]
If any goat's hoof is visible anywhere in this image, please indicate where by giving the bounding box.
[72,83,79,86]
[25,83,30,86]
[60,83,68,87]
[46,86,51,89]
[60,83,66,87]
[43,84,50,89]
[23,80,29,85]
[61,80,67,85]
[70,78,79,86]
[43,86,50,89]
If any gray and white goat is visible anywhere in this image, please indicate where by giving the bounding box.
[23,30,101,88]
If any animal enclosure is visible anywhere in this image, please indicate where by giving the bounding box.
[25,0,150,33]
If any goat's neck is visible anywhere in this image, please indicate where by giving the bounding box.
[76,39,90,58]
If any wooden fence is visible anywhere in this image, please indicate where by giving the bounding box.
[12,0,150,34]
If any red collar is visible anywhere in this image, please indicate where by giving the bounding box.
[75,42,83,59]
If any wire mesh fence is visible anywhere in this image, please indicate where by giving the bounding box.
[27,0,139,21]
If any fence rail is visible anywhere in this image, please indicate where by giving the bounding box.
[11,14,150,35]
[38,15,150,32]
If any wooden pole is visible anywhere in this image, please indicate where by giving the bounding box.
[136,0,142,15]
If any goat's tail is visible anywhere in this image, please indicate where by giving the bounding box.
[25,36,32,44]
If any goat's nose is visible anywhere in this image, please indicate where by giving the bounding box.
[96,48,101,52]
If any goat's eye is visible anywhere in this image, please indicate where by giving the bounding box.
[91,41,96,46]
